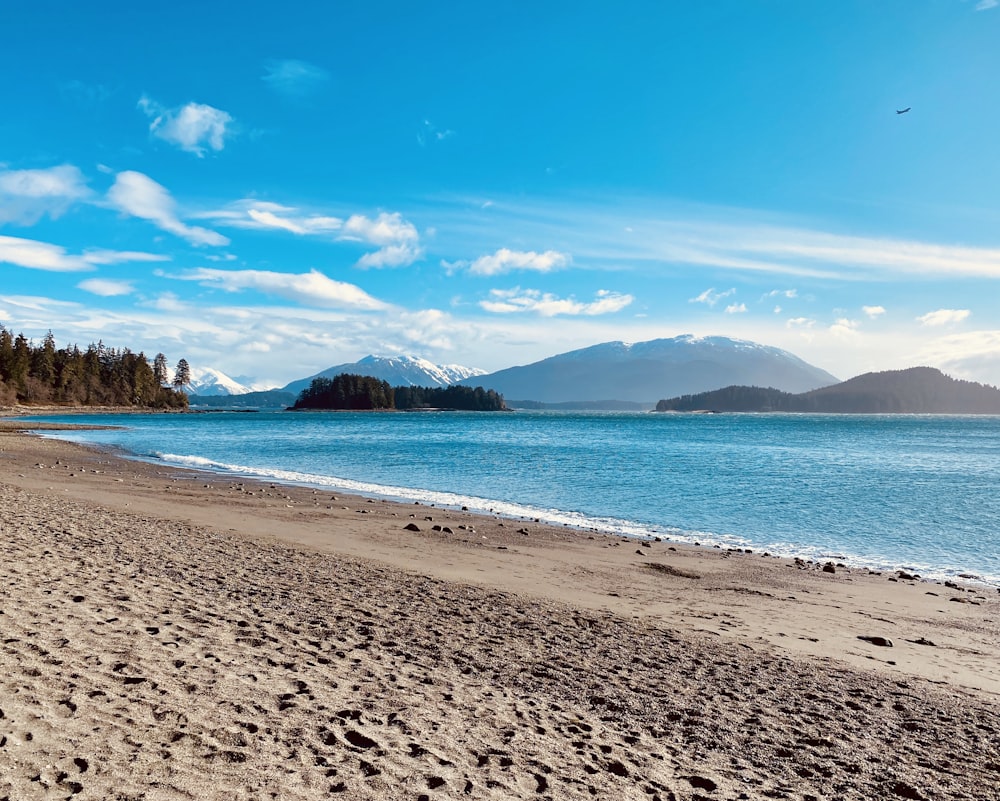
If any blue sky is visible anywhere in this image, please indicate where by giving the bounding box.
[3,1,1000,388]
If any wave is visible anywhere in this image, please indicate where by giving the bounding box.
[154,451,743,544]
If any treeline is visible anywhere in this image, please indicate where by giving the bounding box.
[656,367,1000,414]
[293,375,394,410]
[0,326,189,409]
[292,373,505,411]
[394,384,505,411]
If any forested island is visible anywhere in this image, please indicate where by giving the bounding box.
[655,367,1000,414]
[292,374,506,411]
[0,327,189,409]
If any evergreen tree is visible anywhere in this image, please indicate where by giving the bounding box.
[153,353,169,385]
[173,358,191,390]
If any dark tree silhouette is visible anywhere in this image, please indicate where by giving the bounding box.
[0,325,188,409]
[173,358,191,390]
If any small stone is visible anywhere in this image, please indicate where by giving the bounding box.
[822,563,836,574]
[403,523,421,532]
[857,635,893,647]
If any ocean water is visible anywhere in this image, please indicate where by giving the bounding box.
[24,410,1000,587]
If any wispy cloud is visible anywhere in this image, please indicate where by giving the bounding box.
[175,267,390,310]
[201,203,421,267]
[689,287,736,307]
[262,59,331,98]
[725,303,747,314]
[468,248,571,277]
[108,171,229,246]
[0,164,92,225]
[0,235,166,272]
[138,95,234,157]
[417,119,455,147]
[863,305,886,319]
[77,278,135,296]
[976,0,998,11]
[441,197,1000,281]
[480,287,633,316]
[917,308,971,326]
[202,200,342,234]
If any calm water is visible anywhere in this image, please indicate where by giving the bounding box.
[25,410,1000,586]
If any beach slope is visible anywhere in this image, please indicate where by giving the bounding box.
[1,430,998,800]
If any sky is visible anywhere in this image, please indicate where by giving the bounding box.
[2,1,1000,389]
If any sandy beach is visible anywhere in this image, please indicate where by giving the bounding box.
[1,423,999,800]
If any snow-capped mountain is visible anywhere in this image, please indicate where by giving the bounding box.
[458,335,839,406]
[282,355,486,397]
[183,367,263,396]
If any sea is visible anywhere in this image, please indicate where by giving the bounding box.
[22,410,1000,588]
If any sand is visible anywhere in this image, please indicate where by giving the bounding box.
[1,423,999,800]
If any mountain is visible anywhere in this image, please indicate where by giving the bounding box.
[460,335,839,406]
[282,355,486,397]
[655,367,1000,414]
[182,367,259,396]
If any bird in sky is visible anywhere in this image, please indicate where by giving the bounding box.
[896,107,911,114]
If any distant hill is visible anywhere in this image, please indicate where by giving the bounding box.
[283,355,485,397]
[459,335,838,406]
[188,389,296,409]
[655,367,1000,414]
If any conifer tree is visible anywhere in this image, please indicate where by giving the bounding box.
[173,358,191,390]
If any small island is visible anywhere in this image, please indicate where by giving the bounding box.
[291,373,506,411]
[655,366,1000,414]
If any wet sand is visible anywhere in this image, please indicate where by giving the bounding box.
[1,426,998,800]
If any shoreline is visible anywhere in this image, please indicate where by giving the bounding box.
[2,428,1000,799]
[8,413,1000,589]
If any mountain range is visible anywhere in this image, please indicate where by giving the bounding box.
[186,336,840,408]
[655,367,1000,414]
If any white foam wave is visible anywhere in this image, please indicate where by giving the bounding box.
[127,451,1000,588]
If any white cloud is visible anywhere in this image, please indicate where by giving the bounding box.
[0,236,92,271]
[479,287,633,316]
[341,212,422,268]
[0,235,165,272]
[108,171,229,246]
[262,59,331,97]
[764,288,797,300]
[201,203,422,267]
[689,287,736,307]
[356,244,423,269]
[829,318,861,340]
[976,0,998,11]
[786,317,816,329]
[341,212,419,247]
[917,331,1000,384]
[725,303,747,314]
[863,305,886,319]
[248,207,342,235]
[0,164,91,224]
[468,248,571,277]
[917,308,971,327]
[139,95,234,156]
[205,200,343,235]
[176,267,390,311]
[77,278,134,297]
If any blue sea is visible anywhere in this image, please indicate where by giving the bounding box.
[24,410,1000,587]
